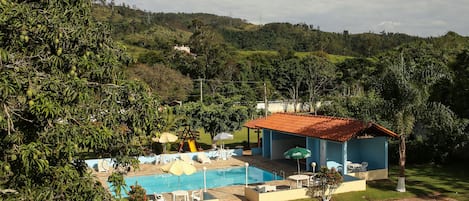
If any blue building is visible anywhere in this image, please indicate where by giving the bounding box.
[245,113,398,180]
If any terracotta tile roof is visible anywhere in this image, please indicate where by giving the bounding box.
[244,117,265,129]
[244,113,398,142]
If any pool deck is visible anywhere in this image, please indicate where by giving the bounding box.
[94,151,301,201]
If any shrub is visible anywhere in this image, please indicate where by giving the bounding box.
[307,167,343,201]
[128,182,147,201]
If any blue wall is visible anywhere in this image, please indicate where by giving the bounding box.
[262,129,271,158]
[306,138,320,171]
[347,136,387,170]
[346,139,361,162]
[326,141,343,162]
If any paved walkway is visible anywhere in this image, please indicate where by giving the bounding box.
[94,152,301,201]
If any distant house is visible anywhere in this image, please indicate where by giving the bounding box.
[173,45,191,54]
[256,100,332,113]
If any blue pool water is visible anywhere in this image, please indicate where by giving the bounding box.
[108,166,282,196]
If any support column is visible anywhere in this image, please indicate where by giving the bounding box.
[385,138,389,169]
[247,128,250,149]
[320,140,327,168]
[342,142,348,175]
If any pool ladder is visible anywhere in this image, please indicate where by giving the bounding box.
[272,170,286,180]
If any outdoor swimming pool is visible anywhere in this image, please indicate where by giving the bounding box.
[108,166,282,196]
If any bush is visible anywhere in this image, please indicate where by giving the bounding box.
[307,167,343,201]
[128,182,147,201]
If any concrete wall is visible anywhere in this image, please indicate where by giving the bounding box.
[334,177,366,194]
[84,149,243,169]
[244,187,309,201]
[256,102,309,113]
[244,177,366,201]
[347,168,388,180]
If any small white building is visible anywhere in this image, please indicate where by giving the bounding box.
[173,45,191,54]
[256,100,332,113]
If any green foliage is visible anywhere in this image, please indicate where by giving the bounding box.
[178,95,250,140]
[126,63,193,102]
[432,49,469,119]
[0,1,161,200]
[108,172,126,199]
[308,167,343,201]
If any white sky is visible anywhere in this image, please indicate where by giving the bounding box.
[112,0,469,37]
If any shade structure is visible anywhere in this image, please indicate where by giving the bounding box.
[161,160,197,188]
[157,132,178,143]
[213,132,234,141]
[284,147,311,174]
[213,132,233,149]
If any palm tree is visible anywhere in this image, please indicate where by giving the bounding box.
[380,45,450,192]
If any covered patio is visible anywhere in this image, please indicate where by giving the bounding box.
[245,113,398,181]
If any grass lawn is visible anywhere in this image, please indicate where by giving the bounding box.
[194,128,469,201]
[292,163,469,201]
[184,127,262,150]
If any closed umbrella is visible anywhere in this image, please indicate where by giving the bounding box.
[213,132,233,149]
[161,160,196,187]
[284,147,311,174]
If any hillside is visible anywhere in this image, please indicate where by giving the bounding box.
[93,3,462,57]
[90,3,469,122]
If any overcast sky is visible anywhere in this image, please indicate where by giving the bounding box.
[113,0,469,37]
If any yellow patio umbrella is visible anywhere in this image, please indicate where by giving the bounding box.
[153,132,178,153]
[161,160,196,187]
[157,132,178,143]
[161,160,196,176]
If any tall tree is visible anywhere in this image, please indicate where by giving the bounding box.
[302,56,336,114]
[178,95,249,147]
[274,56,305,112]
[188,19,231,79]
[0,1,160,200]
[378,43,450,192]
[126,63,193,103]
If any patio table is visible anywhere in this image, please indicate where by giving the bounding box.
[172,190,189,201]
[287,174,309,188]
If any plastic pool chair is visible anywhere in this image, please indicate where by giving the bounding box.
[191,189,202,201]
[97,159,109,172]
[360,162,368,172]
[153,192,165,201]
[154,155,161,165]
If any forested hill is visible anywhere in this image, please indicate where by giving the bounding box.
[92,3,469,57]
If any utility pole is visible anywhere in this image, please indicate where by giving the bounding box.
[199,78,203,103]
[264,82,268,117]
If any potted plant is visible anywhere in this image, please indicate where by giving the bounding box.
[307,167,343,201]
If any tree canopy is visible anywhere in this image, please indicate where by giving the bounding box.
[1,1,160,200]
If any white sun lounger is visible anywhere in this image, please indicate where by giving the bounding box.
[180,154,194,165]
[97,159,110,172]
[197,152,211,164]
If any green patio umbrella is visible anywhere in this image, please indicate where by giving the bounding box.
[284,147,311,174]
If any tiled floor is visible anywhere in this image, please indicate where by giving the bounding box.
[94,151,302,201]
